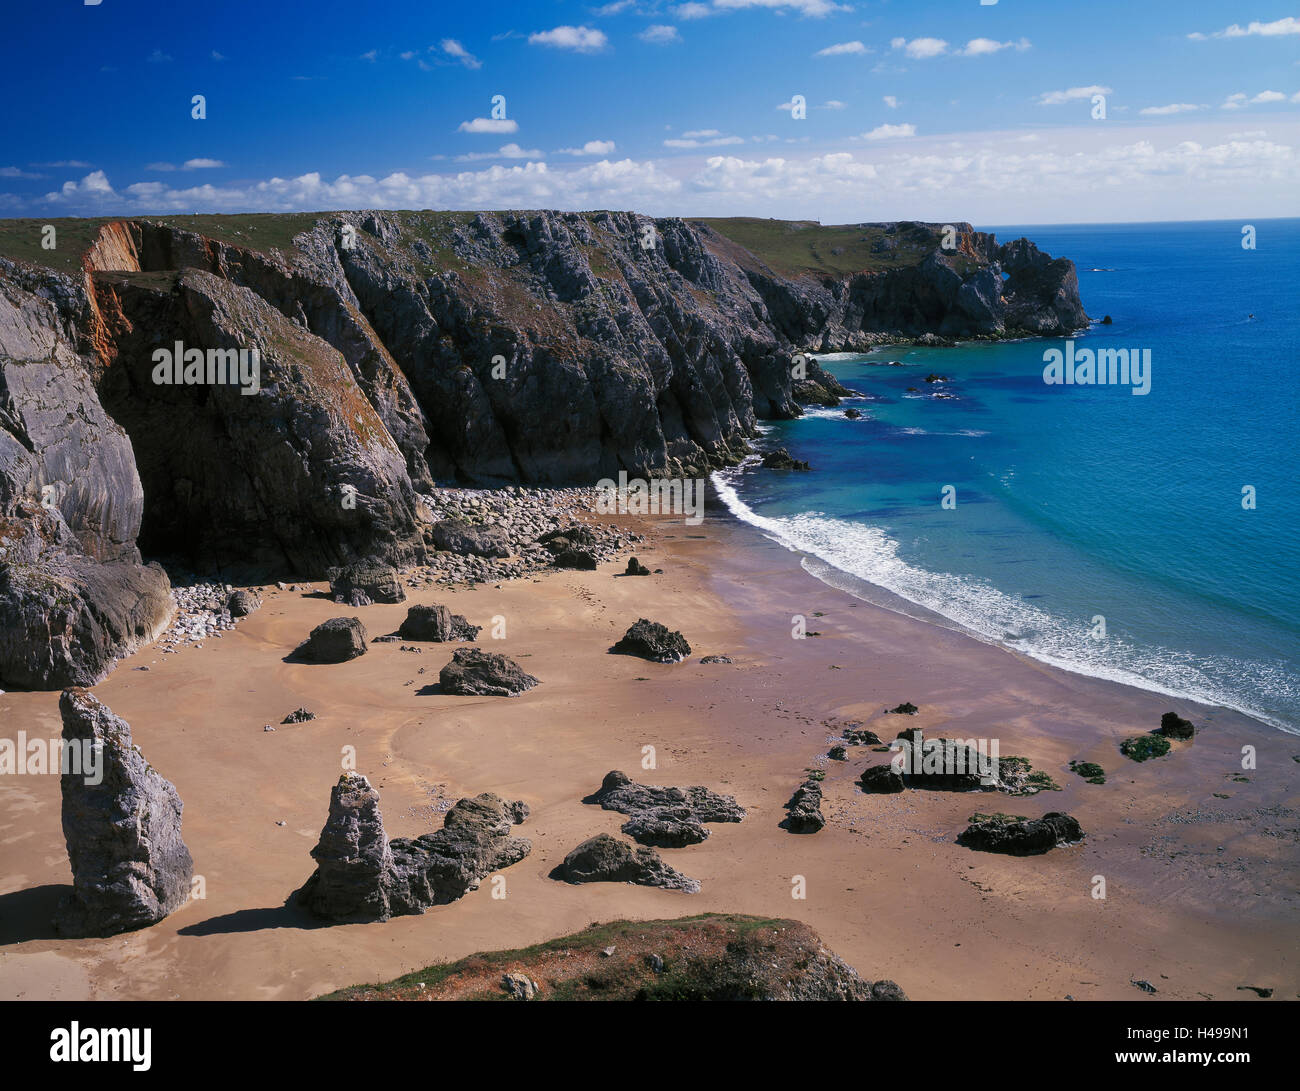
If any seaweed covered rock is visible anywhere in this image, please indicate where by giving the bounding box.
[439,647,539,696]
[54,689,194,937]
[957,811,1084,855]
[610,618,691,663]
[1158,711,1196,740]
[296,773,531,921]
[295,616,368,663]
[557,833,699,893]
[397,603,481,642]
[328,562,406,606]
[586,770,745,846]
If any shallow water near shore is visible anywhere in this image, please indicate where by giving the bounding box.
[716,219,1300,732]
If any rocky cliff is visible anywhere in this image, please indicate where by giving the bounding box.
[0,209,1087,687]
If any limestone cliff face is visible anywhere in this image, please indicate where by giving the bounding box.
[0,208,1088,687]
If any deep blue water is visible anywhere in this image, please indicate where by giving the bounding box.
[715,219,1300,732]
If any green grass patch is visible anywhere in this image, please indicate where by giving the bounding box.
[1120,735,1171,762]
[1069,760,1107,784]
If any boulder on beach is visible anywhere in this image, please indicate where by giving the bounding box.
[296,772,531,921]
[1158,711,1196,740]
[327,562,406,606]
[859,764,905,794]
[439,647,539,697]
[397,603,480,642]
[783,780,826,834]
[282,708,316,724]
[699,654,733,664]
[760,448,811,471]
[227,589,261,617]
[843,725,882,746]
[553,548,598,570]
[610,618,691,663]
[538,525,598,554]
[957,811,1084,855]
[586,770,745,847]
[54,689,194,937]
[557,833,699,893]
[295,617,368,663]
[431,519,511,558]
[888,702,919,715]
[625,557,651,576]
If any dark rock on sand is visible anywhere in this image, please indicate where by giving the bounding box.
[557,833,699,893]
[1121,734,1171,762]
[828,744,848,761]
[295,617,367,663]
[328,562,406,606]
[397,603,481,642]
[844,726,882,746]
[611,618,691,663]
[54,689,193,937]
[625,557,651,576]
[1159,711,1196,740]
[553,548,598,570]
[296,772,531,921]
[699,654,733,664]
[783,779,826,834]
[228,590,261,617]
[760,448,811,472]
[888,702,919,715]
[957,812,1084,855]
[439,647,539,696]
[431,519,511,558]
[586,770,745,847]
[859,764,905,794]
[282,708,316,724]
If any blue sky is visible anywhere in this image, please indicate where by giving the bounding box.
[1,1,1297,223]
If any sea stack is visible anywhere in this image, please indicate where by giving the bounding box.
[54,689,193,937]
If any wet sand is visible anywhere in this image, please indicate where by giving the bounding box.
[1,502,1296,1001]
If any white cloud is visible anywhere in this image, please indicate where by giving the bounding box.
[709,0,849,14]
[1037,85,1113,105]
[1139,103,1204,116]
[883,95,898,109]
[815,41,869,56]
[0,167,43,179]
[1252,90,1287,103]
[891,37,948,59]
[1222,90,1296,109]
[863,123,916,140]
[456,144,543,162]
[958,37,1031,57]
[211,51,226,62]
[458,118,520,134]
[440,39,482,69]
[820,100,847,110]
[1188,17,1300,40]
[528,26,608,52]
[558,140,617,156]
[640,25,681,44]
[146,162,176,172]
[183,158,225,169]
[359,49,377,62]
[672,2,713,17]
[665,130,745,147]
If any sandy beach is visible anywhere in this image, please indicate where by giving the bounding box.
[1,495,1296,1002]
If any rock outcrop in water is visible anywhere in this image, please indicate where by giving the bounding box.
[54,688,194,937]
[296,772,531,921]
[0,212,1087,688]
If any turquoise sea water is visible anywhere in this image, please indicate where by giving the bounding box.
[714,219,1300,732]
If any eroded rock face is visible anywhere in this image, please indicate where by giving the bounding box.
[295,616,368,662]
[957,812,1084,855]
[227,589,260,617]
[328,562,405,606]
[54,689,193,937]
[859,765,905,794]
[586,770,745,846]
[297,773,531,921]
[431,520,511,558]
[439,647,538,696]
[397,603,480,642]
[558,833,700,893]
[610,619,691,663]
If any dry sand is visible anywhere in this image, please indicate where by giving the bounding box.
[1,504,1297,1001]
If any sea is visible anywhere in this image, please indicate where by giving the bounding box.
[713,219,1300,733]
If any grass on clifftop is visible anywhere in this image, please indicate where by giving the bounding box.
[316,913,797,1001]
[692,217,958,278]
